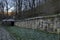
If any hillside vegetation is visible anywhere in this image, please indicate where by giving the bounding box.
[0,0,60,19]
[21,0,60,18]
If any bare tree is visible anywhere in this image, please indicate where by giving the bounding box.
[0,1,4,20]
[15,0,22,19]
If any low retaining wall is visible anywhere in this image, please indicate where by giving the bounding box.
[15,17,60,33]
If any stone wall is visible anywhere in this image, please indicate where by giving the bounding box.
[15,17,60,33]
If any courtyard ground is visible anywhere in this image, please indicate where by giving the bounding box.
[0,26,15,40]
[5,26,60,40]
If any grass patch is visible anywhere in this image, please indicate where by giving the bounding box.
[5,26,60,40]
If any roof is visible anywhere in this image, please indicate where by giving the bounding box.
[2,19,15,21]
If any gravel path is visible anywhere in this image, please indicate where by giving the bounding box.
[0,27,15,40]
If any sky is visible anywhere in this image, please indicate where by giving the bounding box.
[0,0,16,12]
[0,0,45,12]
[4,0,16,12]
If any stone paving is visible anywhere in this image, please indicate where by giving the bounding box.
[0,27,15,40]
